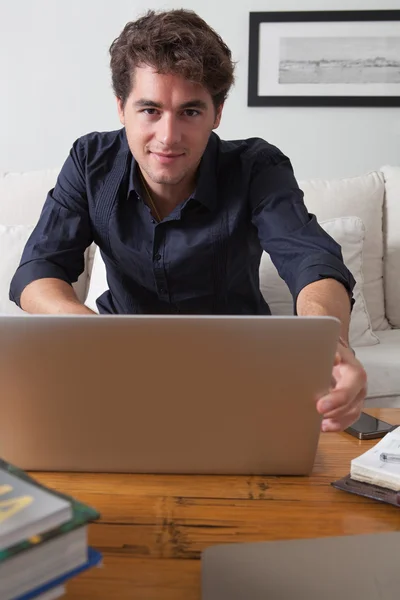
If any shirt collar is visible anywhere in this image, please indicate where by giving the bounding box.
[126,132,219,211]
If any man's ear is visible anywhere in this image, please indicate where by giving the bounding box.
[116,97,125,125]
[213,103,224,130]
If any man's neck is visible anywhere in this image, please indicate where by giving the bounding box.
[151,181,194,207]
[140,170,198,213]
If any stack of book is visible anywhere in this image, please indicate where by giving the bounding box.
[332,425,400,506]
[350,425,400,490]
[0,458,102,600]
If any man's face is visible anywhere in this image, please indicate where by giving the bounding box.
[117,65,223,188]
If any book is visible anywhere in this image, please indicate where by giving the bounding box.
[2,527,88,600]
[0,459,99,564]
[0,461,72,551]
[0,459,100,600]
[13,547,102,600]
[350,426,400,491]
[23,586,65,600]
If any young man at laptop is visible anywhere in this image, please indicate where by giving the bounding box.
[9,10,366,434]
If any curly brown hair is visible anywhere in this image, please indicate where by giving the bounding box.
[109,9,235,110]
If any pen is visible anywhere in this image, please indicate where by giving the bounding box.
[380,452,400,464]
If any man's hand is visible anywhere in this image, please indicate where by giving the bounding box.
[316,342,367,432]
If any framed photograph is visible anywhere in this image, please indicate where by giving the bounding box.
[248,10,400,106]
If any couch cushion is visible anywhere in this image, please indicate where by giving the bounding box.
[380,165,400,328]
[356,330,400,400]
[0,170,59,225]
[260,216,378,347]
[299,172,388,332]
[0,224,87,311]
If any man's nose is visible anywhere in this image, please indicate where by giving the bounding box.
[156,114,182,147]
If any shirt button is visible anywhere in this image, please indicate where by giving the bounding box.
[159,288,165,294]
[155,254,161,261]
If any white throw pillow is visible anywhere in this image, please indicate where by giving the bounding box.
[260,216,379,348]
[299,172,387,332]
[380,165,400,328]
[0,224,87,313]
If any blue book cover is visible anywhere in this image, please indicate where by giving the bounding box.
[13,547,103,600]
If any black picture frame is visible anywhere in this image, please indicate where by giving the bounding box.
[248,10,400,107]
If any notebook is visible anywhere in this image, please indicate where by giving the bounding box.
[350,426,400,490]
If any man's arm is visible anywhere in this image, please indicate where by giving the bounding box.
[249,145,366,431]
[9,138,94,314]
[20,279,95,315]
[296,278,351,341]
[296,278,367,432]
[249,147,356,308]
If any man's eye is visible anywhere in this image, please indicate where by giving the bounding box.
[142,108,158,115]
[184,109,200,117]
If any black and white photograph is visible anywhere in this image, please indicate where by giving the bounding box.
[279,36,400,85]
[248,10,400,106]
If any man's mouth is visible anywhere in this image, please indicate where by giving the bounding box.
[150,151,185,164]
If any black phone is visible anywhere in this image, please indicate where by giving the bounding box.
[345,412,395,440]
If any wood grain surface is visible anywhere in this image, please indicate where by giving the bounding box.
[31,408,400,599]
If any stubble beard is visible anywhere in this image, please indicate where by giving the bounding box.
[142,161,195,188]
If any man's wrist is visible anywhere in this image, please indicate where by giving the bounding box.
[338,336,355,355]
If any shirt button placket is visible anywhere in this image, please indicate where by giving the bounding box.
[153,229,168,300]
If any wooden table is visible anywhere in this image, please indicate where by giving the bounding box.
[33,408,400,599]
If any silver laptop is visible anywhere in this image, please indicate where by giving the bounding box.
[201,532,400,599]
[0,315,339,474]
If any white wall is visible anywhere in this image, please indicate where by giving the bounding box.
[1,0,400,179]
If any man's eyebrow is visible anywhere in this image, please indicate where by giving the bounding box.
[134,99,163,108]
[133,99,208,110]
[179,100,208,110]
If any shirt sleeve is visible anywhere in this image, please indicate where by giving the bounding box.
[249,145,356,307]
[9,139,93,307]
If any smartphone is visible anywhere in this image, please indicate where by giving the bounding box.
[345,412,395,440]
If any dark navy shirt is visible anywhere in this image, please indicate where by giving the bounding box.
[10,129,355,315]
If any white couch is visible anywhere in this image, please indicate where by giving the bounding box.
[1,166,399,406]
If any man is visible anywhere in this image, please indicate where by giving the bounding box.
[9,9,366,432]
